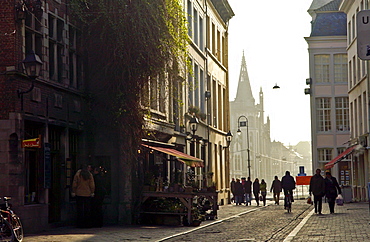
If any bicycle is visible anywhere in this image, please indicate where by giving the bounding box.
[0,197,23,242]
[284,191,292,213]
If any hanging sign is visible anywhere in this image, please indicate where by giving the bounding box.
[22,135,42,148]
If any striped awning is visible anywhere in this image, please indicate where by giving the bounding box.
[141,144,204,167]
[325,145,357,169]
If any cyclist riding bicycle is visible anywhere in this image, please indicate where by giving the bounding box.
[281,171,296,209]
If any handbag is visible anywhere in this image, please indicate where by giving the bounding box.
[336,194,344,206]
[307,196,313,205]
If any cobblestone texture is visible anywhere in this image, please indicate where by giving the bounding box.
[24,200,370,242]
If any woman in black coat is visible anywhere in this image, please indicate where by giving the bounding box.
[253,178,260,206]
[324,172,341,214]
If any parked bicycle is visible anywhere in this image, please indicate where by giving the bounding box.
[0,197,23,242]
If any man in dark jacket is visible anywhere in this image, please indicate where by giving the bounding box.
[309,169,325,214]
[270,176,282,205]
[324,172,341,214]
[281,171,296,208]
[243,177,252,206]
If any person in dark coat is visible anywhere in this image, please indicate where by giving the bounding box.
[252,178,260,206]
[234,179,244,205]
[309,169,325,214]
[243,177,252,206]
[91,166,107,227]
[230,178,236,203]
[281,171,296,208]
[324,172,341,214]
[270,176,282,205]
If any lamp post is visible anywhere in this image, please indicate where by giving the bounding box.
[224,130,233,148]
[18,51,43,110]
[237,115,250,178]
[189,115,199,137]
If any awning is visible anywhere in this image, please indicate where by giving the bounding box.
[141,144,204,167]
[325,145,357,169]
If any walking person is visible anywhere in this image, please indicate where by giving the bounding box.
[230,178,236,204]
[260,179,267,206]
[270,176,282,205]
[281,171,296,209]
[309,168,325,214]
[243,177,252,206]
[72,164,95,228]
[324,172,342,214]
[241,177,246,204]
[91,166,107,227]
[234,178,244,205]
[253,178,260,206]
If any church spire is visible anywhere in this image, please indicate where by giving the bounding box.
[234,51,255,106]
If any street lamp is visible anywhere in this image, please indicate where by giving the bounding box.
[189,115,199,136]
[224,130,233,148]
[18,51,43,110]
[237,115,251,178]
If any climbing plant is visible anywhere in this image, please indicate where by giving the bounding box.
[69,0,189,223]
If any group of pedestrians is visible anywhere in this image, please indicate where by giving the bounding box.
[230,176,276,207]
[231,171,297,209]
[309,168,342,214]
[72,164,108,228]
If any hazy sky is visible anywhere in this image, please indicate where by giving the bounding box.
[228,0,313,146]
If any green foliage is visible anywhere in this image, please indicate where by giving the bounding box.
[69,0,189,124]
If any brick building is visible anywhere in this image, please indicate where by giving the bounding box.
[0,0,88,232]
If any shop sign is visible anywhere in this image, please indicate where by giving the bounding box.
[22,135,41,148]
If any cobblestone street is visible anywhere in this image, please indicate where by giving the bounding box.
[23,200,370,242]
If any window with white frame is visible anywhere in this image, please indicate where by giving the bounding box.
[194,8,198,46]
[318,148,333,162]
[187,0,192,37]
[199,16,204,51]
[317,97,331,132]
[194,63,199,107]
[335,97,349,132]
[334,54,347,83]
[188,59,194,105]
[314,55,329,83]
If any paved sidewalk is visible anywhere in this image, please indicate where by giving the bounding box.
[290,201,370,241]
[24,200,370,241]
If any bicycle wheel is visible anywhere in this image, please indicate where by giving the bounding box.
[0,218,15,242]
[9,215,23,242]
[287,202,291,213]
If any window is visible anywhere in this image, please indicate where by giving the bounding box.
[194,64,199,107]
[199,17,204,51]
[187,0,192,37]
[318,148,333,162]
[334,54,347,83]
[188,59,193,105]
[25,7,43,73]
[314,55,329,83]
[194,8,198,46]
[68,25,82,89]
[317,98,331,132]
[200,69,205,114]
[335,97,349,131]
[48,14,65,83]
[150,76,158,110]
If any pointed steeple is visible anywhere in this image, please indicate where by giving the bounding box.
[234,51,255,106]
